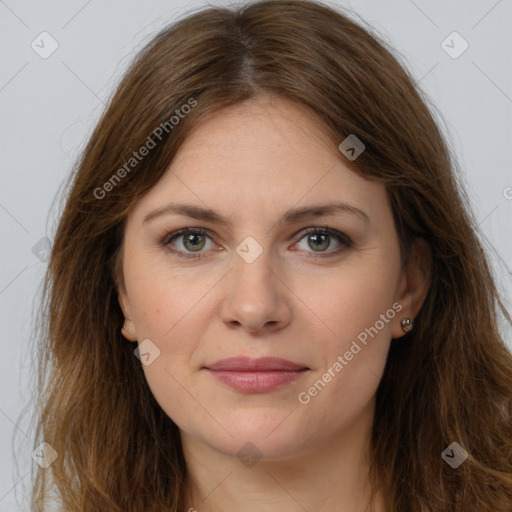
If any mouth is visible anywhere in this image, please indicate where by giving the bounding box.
[203,356,310,393]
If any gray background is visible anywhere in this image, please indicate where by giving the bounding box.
[1,0,511,509]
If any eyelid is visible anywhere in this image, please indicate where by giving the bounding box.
[159,226,353,258]
[159,227,216,258]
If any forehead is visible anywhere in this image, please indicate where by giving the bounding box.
[174,94,338,165]
[129,94,390,228]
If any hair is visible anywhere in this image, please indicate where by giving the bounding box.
[24,0,512,510]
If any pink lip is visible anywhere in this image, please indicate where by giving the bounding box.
[205,356,308,372]
[204,357,309,393]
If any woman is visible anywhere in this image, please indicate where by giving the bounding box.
[29,0,512,510]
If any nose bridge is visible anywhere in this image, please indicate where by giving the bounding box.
[220,235,291,332]
[231,235,276,299]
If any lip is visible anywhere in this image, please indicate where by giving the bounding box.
[204,357,310,393]
[205,356,309,372]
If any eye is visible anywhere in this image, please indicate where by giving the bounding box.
[294,227,352,257]
[159,227,352,259]
[160,228,215,258]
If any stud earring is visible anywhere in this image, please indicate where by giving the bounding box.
[401,318,413,333]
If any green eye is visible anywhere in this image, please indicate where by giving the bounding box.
[160,227,352,259]
[295,227,352,257]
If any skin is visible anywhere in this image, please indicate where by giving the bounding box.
[117,93,431,512]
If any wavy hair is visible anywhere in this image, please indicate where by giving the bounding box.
[25,0,512,510]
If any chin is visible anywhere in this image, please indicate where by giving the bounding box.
[210,433,307,463]
[191,411,314,461]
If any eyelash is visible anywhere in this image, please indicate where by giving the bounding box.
[158,227,353,260]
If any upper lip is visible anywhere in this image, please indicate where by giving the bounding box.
[204,356,309,372]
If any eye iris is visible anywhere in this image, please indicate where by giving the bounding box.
[308,233,329,251]
[184,233,205,252]
[177,231,336,254]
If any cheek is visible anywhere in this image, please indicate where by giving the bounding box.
[292,255,399,408]
[296,300,393,433]
[125,254,207,341]
[129,275,205,426]
[295,256,400,347]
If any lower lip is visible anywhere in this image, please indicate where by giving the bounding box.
[206,369,308,393]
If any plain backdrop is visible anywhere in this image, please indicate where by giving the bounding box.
[1,0,511,509]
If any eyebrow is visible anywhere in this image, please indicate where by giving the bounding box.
[142,201,371,227]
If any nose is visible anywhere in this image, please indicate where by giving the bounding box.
[219,247,292,335]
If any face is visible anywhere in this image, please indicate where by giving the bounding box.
[117,93,429,461]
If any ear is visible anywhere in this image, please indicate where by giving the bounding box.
[392,237,431,339]
[117,286,138,343]
[113,247,138,342]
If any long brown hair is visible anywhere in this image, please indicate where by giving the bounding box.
[25,0,512,510]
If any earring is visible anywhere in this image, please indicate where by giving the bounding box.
[401,318,413,333]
